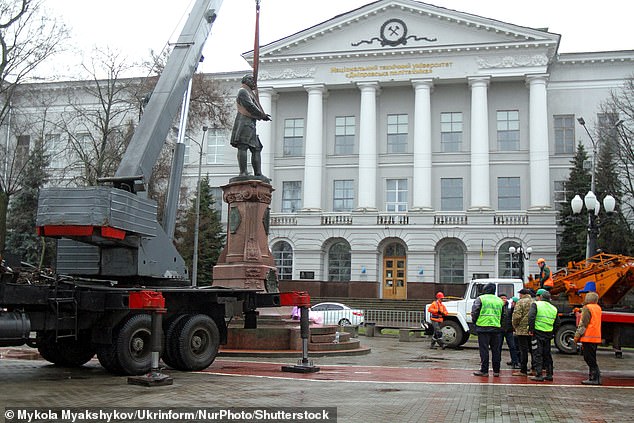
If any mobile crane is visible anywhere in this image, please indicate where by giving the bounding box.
[0,0,297,375]
[525,253,634,353]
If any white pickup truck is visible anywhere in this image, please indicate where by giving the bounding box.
[424,278,523,348]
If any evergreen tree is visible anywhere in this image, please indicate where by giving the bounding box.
[176,176,225,286]
[595,119,634,255]
[558,143,591,267]
[5,139,55,267]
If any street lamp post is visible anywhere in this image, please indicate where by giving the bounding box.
[574,117,616,259]
[191,126,208,287]
[509,245,532,281]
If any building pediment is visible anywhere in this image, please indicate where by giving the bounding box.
[247,0,560,70]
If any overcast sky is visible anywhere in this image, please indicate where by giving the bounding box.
[37,0,634,80]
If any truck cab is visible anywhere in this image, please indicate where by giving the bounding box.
[425,278,523,348]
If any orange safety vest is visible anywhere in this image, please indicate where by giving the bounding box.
[580,303,602,343]
[542,266,554,288]
[429,300,447,322]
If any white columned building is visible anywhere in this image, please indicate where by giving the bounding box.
[14,0,634,300]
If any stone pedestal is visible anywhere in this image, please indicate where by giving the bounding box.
[212,179,278,291]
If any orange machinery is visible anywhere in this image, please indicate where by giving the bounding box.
[526,253,634,307]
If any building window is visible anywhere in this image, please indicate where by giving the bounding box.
[441,178,463,211]
[440,112,462,152]
[328,240,351,281]
[597,113,620,140]
[387,114,408,153]
[554,115,575,154]
[553,180,569,211]
[498,177,521,210]
[210,187,223,214]
[206,128,225,164]
[438,240,464,283]
[499,241,520,278]
[333,180,354,212]
[335,116,355,155]
[386,179,408,212]
[497,110,520,151]
[283,118,304,156]
[281,181,302,212]
[273,241,293,280]
[15,135,30,170]
[45,133,63,168]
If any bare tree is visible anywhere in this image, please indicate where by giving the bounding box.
[0,0,69,252]
[55,48,141,186]
[602,76,634,225]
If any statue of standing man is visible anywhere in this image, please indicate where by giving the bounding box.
[230,74,271,180]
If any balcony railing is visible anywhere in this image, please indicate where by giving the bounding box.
[377,214,409,225]
[321,215,353,225]
[270,216,297,226]
[494,214,529,225]
[434,214,468,225]
[269,211,531,227]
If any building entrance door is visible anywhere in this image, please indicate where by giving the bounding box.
[382,243,407,299]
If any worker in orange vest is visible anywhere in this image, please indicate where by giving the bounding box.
[537,258,554,291]
[574,291,602,385]
[429,292,448,349]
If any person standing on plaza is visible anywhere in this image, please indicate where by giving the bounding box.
[574,291,603,385]
[428,291,448,349]
[537,258,554,291]
[499,294,520,369]
[528,289,560,381]
[512,288,534,376]
[472,283,504,377]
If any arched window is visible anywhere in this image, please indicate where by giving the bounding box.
[499,241,520,278]
[438,240,465,283]
[328,241,351,281]
[272,241,293,280]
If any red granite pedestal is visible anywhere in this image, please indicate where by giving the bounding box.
[212,178,277,291]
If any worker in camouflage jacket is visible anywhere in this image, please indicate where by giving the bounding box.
[512,288,534,376]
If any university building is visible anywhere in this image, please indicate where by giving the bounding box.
[8,0,634,299]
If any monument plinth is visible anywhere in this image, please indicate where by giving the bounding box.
[212,179,278,291]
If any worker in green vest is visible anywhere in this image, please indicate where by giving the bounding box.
[471,283,504,377]
[527,289,560,382]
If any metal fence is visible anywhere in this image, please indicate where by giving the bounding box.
[363,309,425,329]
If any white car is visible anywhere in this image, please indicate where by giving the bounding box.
[310,302,364,326]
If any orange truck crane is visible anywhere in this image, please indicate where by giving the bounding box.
[526,253,634,354]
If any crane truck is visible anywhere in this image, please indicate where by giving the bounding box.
[0,0,296,375]
[425,253,634,353]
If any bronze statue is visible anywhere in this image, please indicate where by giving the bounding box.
[230,74,271,179]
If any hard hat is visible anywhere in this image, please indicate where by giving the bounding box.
[436,292,445,299]
[536,288,547,296]
[537,258,546,264]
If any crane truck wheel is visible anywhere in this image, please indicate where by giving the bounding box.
[440,320,464,348]
[162,314,189,369]
[554,324,578,354]
[37,332,95,367]
[114,313,153,375]
[173,314,220,371]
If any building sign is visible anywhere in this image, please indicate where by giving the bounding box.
[330,61,453,79]
[300,271,315,280]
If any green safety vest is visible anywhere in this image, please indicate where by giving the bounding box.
[475,294,503,327]
[534,301,558,332]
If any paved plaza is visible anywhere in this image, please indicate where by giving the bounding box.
[1,335,633,422]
